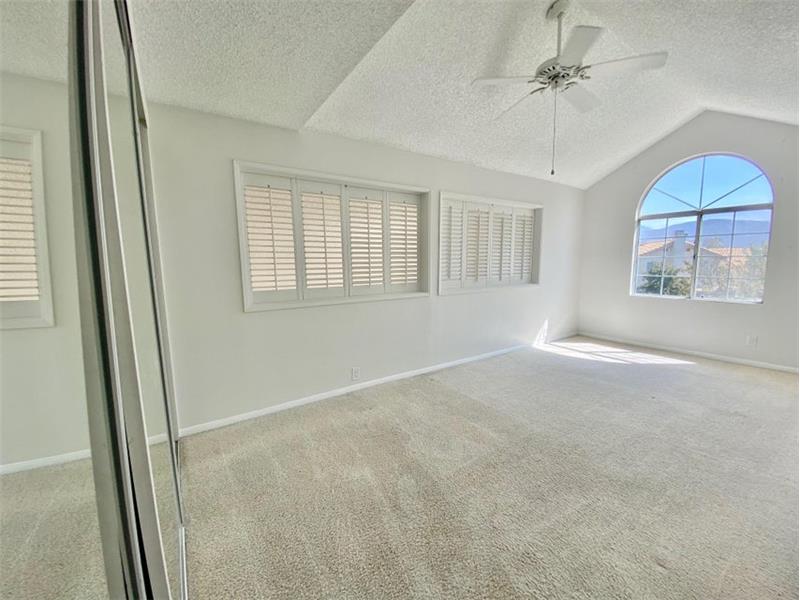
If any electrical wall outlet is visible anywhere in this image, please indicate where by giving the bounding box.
[351,367,361,381]
[745,334,759,348]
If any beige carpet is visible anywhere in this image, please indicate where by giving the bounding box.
[181,337,798,599]
[0,459,106,599]
[2,338,797,598]
[0,442,178,599]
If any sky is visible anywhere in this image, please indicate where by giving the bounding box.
[640,155,773,217]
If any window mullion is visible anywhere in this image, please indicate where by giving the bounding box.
[725,211,736,300]
[291,178,306,300]
[459,202,467,288]
[689,213,702,299]
[510,211,516,283]
[487,205,495,285]
[382,192,391,291]
[341,185,352,297]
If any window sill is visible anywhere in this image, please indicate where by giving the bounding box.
[439,282,540,296]
[630,293,763,305]
[245,290,430,312]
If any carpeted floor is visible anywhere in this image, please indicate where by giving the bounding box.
[0,458,107,599]
[181,337,798,599]
[0,442,179,600]
[2,338,798,599]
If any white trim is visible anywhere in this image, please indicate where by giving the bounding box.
[0,345,528,474]
[235,160,430,312]
[0,126,54,329]
[245,290,429,312]
[235,160,431,195]
[0,433,170,475]
[631,153,774,303]
[579,330,798,373]
[440,190,543,210]
[441,282,540,296]
[438,191,541,295]
[179,343,529,437]
[0,448,91,475]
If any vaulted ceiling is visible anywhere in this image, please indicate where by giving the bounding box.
[1,0,797,188]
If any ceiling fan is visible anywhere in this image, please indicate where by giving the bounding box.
[473,0,668,175]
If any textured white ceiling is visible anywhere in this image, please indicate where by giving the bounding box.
[128,0,415,129]
[0,0,414,130]
[0,0,68,80]
[308,0,798,187]
[1,0,797,188]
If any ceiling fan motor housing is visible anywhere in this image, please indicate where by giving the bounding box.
[533,57,589,92]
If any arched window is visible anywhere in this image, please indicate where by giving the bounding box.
[633,154,773,303]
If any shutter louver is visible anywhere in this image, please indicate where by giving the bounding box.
[0,157,38,302]
[302,191,344,290]
[389,199,419,286]
[465,203,489,284]
[490,208,513,282]
[513,209,535,282]
[349,197,384,288]
[440,200,463,285]
[244,184,296,293]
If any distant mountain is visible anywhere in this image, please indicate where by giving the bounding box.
[642,218,770,246]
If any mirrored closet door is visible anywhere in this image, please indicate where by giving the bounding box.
[98,0,185,597]
[0,0,185,597]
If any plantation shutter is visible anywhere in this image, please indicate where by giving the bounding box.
[489,206,513,283]
[512,208,535,282]
[439,198,463,290]
[348,187,384,294]
[0,128,53,328]
[300,180,344,298]
[464,202,489,287]
[388,191,420,291]
[242,173,298,301]
[0,157,38,302]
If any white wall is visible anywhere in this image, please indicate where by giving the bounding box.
[0,73,584,463]
[0,75,88,465]
[146,103,584,432]
[0,74,169,466]
[578,111,799,370]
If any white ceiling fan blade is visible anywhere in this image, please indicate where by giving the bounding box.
[586,51,668,78]
[561,84,601,113]
[559,26,603,66]
[494,90,539,120]
[473,76,535,87]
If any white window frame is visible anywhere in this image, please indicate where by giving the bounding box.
[438,191,542,296]
[630,153,774,305]
[0,126,54,329]
[234,161,430,312]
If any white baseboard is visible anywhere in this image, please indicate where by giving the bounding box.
[8,331,789,474]
[0,433,171,475]
[578,330,799,374]
[179,343,530,437]
[0,448,91,475]
[0,344,530,474]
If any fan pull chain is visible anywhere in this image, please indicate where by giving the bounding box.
[551,88,558,176]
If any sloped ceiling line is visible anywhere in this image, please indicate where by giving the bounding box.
[300,0,418,129]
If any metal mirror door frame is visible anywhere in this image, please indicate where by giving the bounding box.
[116,0,188,594]
[117,0,183,483]
[69,0,183,597]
